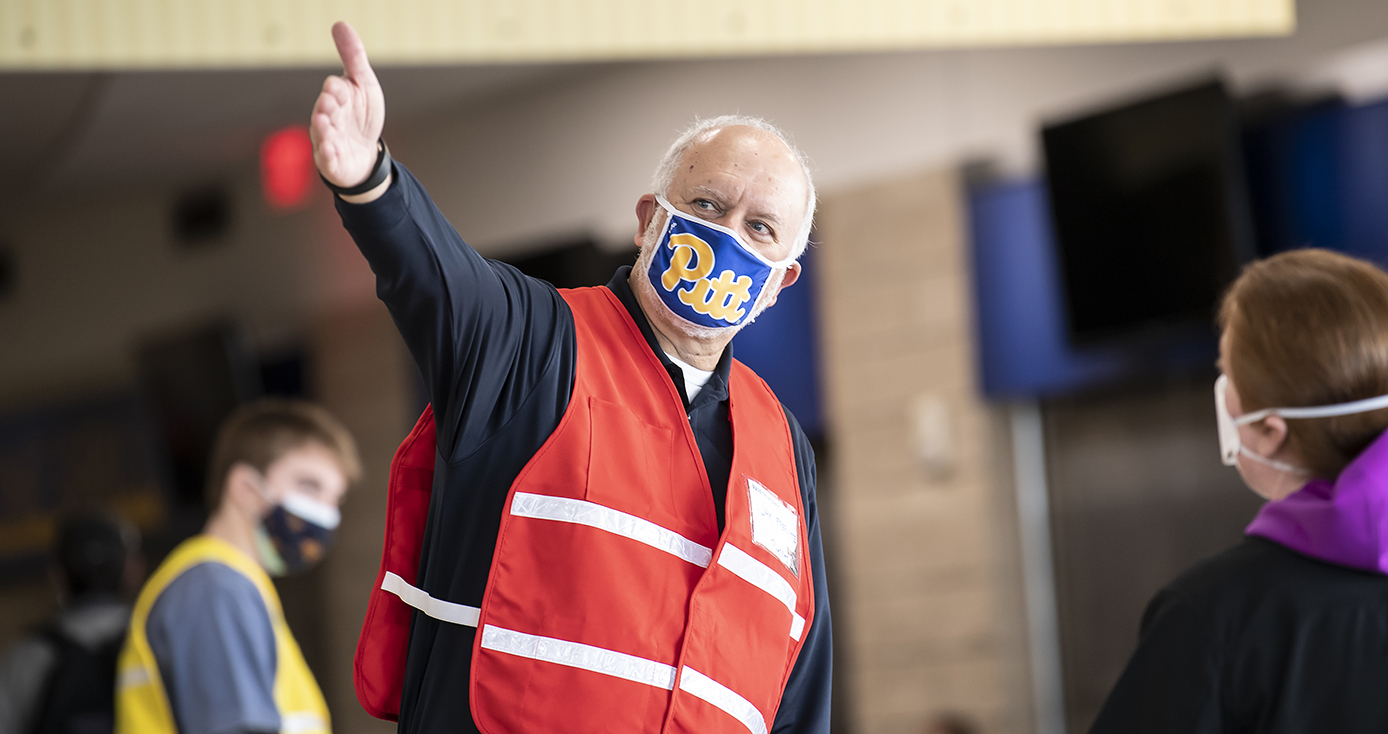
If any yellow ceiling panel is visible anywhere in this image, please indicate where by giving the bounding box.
[0,0,1295,70]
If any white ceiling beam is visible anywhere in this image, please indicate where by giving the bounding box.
[0,0,1295,71]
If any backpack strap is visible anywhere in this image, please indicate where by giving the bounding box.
[30,623,124,734]
[28,625,69,734]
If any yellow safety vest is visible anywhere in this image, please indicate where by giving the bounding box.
[115,535,331,734]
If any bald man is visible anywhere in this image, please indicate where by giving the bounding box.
[314,22,831,734]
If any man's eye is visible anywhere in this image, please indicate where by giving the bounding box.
[749,222,770,235]
[693,199,717,211]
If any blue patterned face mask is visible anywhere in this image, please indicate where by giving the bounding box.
[645,196,796,330]
[254,491,340,577]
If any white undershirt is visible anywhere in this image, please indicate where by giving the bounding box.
[665,352,715,403]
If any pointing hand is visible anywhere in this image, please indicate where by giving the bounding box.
[310,22,387,196]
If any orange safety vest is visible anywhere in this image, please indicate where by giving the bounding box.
[355,286,813,734]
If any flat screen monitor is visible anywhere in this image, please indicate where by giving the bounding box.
[1042,79,1254,345]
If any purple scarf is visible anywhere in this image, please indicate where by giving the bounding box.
[1246,429,1388,574]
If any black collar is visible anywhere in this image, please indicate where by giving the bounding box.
[605,266,732,410]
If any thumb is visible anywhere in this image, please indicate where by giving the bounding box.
[331,21,378,88]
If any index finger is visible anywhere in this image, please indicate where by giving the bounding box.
[331,21,377,87]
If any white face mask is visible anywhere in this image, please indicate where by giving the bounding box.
[1215,373,1388,474]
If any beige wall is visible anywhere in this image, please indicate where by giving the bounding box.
[817,168,1031,734]
[0,168,375,410]
[308,304,415,734]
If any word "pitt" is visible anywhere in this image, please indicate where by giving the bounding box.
[660,234,754,324]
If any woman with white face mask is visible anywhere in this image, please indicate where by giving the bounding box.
[1090,249,1388,734]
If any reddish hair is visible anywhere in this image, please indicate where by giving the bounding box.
[1220,249,1388,479]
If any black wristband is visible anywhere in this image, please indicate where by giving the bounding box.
[321,139,391,196]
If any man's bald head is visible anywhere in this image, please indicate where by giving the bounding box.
[652,116,816,260]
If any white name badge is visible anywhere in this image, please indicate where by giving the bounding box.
[747,478,800,576]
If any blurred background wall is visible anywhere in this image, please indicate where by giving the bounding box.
[3,0,1388,733]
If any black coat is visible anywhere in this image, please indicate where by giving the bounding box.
[1091,537,1388,734]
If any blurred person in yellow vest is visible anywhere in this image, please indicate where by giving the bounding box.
[115,399,360,734]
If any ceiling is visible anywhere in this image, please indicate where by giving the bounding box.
[2,0,1294,70]
[0,62,594,202]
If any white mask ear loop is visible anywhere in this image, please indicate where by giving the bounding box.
[1237,444,1308,475]
[1215,374,1308,475]
[237,464,276,508]
[1237,391,1388,423]
[1216,374,1388,475]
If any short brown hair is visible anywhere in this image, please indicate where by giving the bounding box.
[1220,249,1388,479]
[205,398,361,507]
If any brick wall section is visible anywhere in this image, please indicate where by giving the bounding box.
[816,168,1032,734]
[309,303,415,734]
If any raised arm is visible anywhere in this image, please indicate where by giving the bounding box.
[310,22,391,204]
[308,22,574,459]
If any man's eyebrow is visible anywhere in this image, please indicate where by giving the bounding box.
[687,186,731,205]
[752,208,785,226]
[687,186,785,227]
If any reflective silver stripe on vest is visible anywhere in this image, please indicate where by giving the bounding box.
[117,665,151,690]
[280,713,330,734]
[480,624,679,690]
[679,666,769,734]
[479,625,767,732]
[510,492,714,568]
[382,571,480,627]
[717,544,805,640]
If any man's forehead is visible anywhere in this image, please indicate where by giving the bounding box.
[674,126,808,215]
[681,126,800,177]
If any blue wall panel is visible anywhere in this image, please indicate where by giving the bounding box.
[732,244,823,438]
[968,180,1129,398]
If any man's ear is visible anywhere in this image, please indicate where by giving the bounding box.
[780,261,801,290]
[761,262,801,310]
[634,194,658,249]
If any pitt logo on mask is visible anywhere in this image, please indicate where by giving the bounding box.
[647,196,795,330]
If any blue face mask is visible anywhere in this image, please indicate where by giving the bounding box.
[645,196,796,330]
[253,492,340,577]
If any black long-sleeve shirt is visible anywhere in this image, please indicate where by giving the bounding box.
[1090,537,1388,733]
[335,162,832,734]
